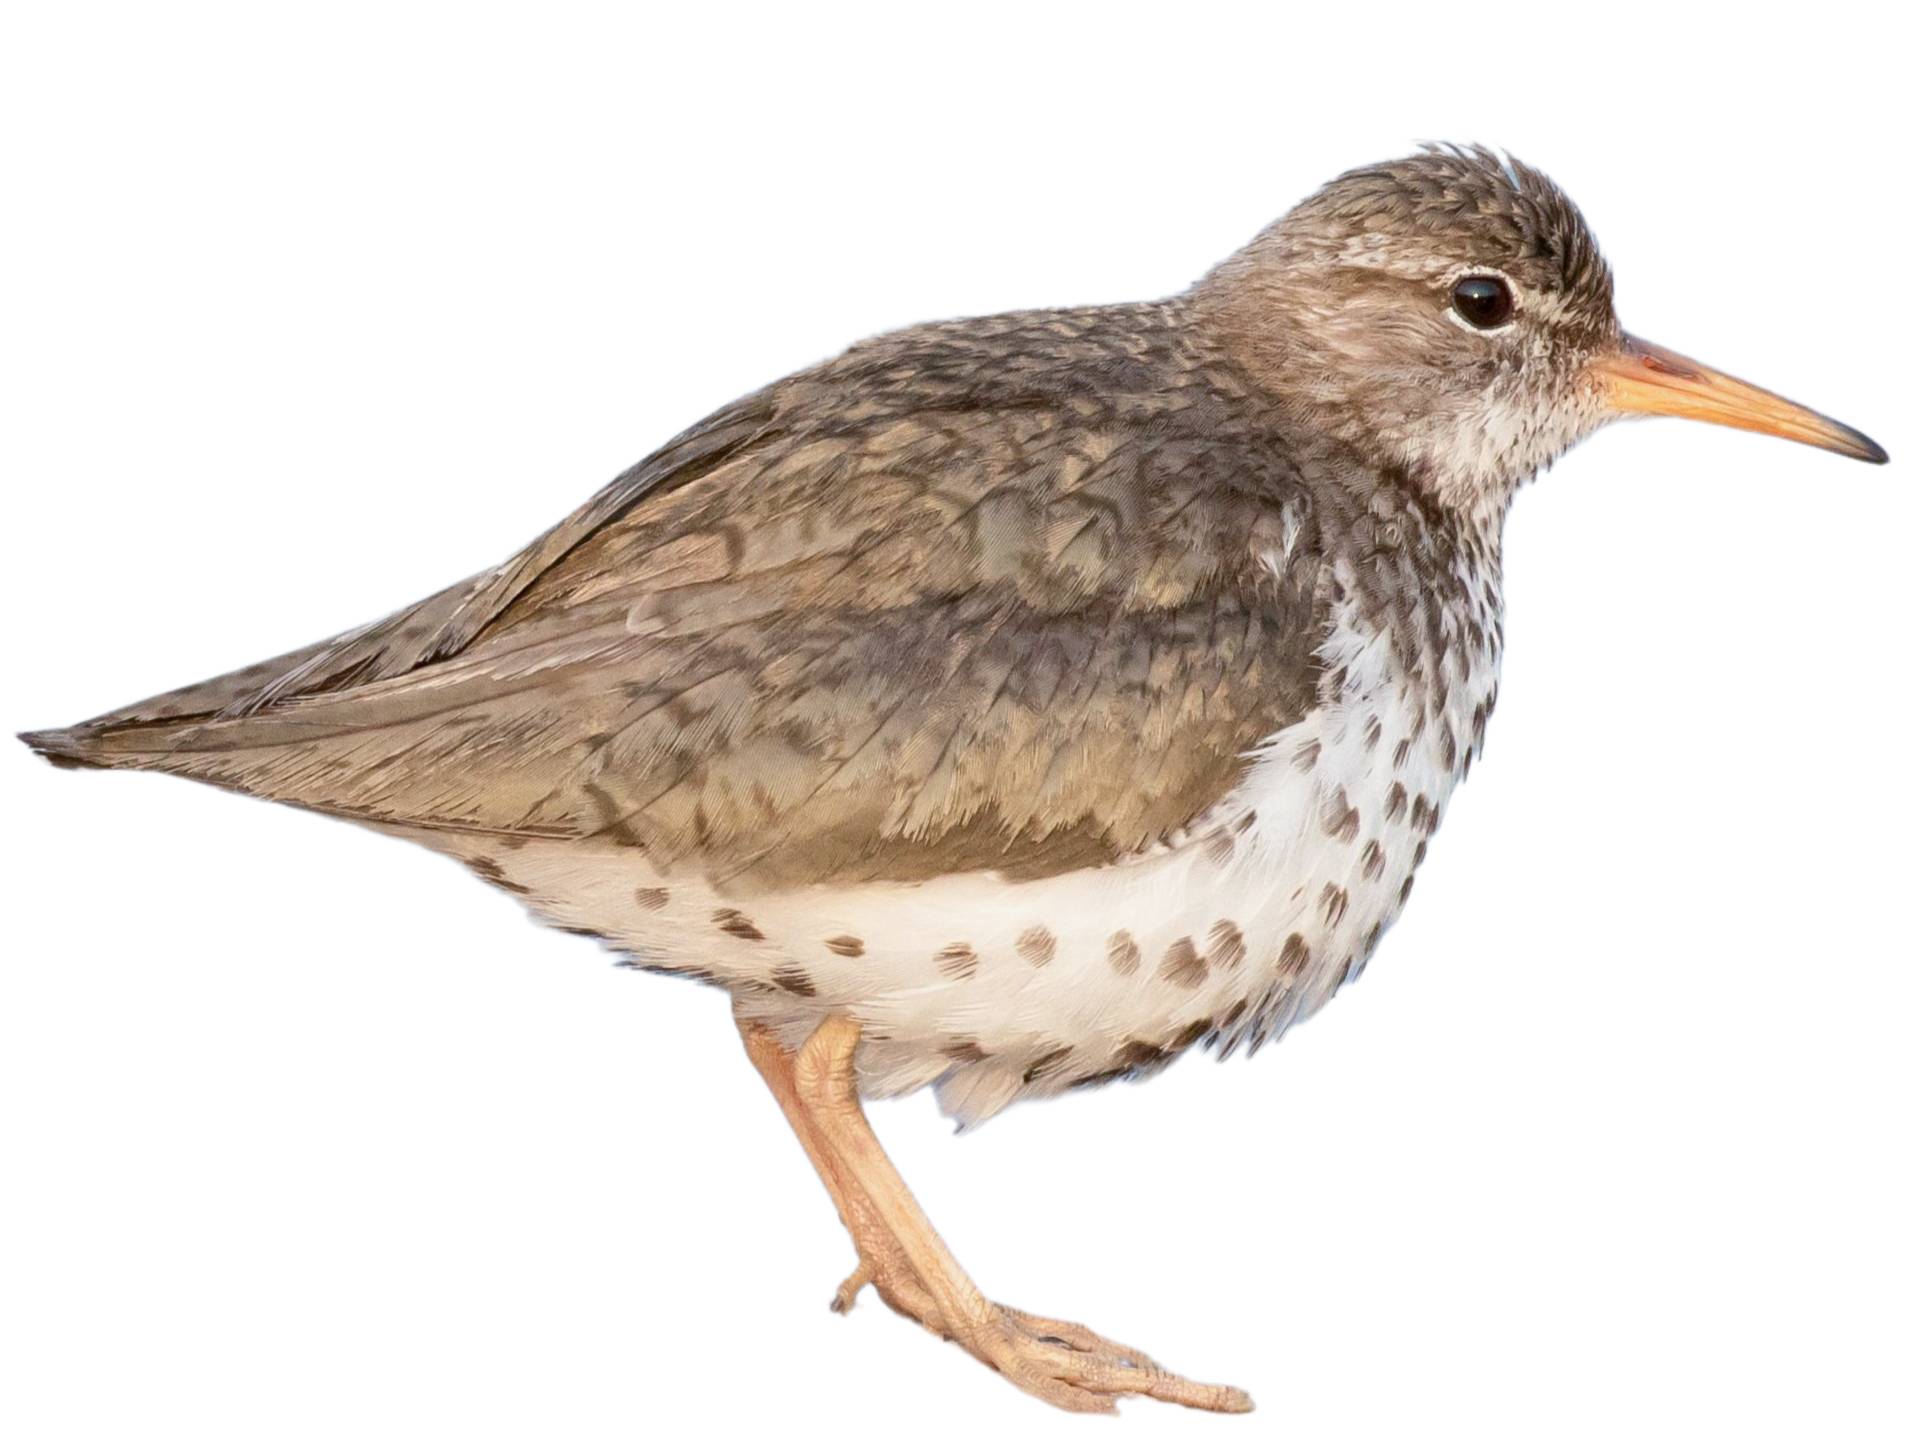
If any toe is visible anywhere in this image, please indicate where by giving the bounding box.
[1002,1306,1157,1367]
[968,1327,1118,1414]
[996,1306,1254,1414]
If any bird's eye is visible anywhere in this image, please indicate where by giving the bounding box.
[1451,275,1515,330]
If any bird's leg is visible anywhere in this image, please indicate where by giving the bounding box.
[737,1012,1254,1415]
[737,1016,936,1320]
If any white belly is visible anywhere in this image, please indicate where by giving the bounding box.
[441,572,1502,1127]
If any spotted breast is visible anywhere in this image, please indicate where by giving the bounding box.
[428,479,1505,1128]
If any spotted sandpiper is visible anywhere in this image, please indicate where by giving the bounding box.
[21,145,1887,1414]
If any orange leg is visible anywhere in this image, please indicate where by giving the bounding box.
[738,1012,1253,1415]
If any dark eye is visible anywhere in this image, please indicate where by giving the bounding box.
[1451,275,1515,329]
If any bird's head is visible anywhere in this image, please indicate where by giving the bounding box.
[1192,145,1885,517]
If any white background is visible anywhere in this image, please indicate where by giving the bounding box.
[3,5,1912,1436]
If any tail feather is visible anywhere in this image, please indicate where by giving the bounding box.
[16,618,622,839]
[19,726,104,771]
[18,716,257,776]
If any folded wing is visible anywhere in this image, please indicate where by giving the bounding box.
[25,309,1327,887]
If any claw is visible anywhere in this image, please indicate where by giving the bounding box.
[830,1262,870,1314]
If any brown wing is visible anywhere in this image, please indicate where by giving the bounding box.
[26,306,1328,887]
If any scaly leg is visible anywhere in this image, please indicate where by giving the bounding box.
[737,1015,936,1319]
[737,1012,1254,1415]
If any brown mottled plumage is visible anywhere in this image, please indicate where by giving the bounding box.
[21,146,1885,1414]
[30,302,1326,889]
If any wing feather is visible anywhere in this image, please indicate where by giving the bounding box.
[25,306,1328,886]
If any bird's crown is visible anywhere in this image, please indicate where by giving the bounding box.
[1283,144,1615,325]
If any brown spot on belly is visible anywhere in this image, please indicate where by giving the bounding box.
[1386,783,1408,821]
[941,1038,988,1063]
[1023,1046,1075,1083]
[1169,1019,1211,1051]
[634,886,670,911]
[1159,937,1207,988]
[1016,926,1058,967]
[1074,1030,1185,1089]
[714,908,765,941]
[1206,920,1247,970]
[770,965,816,997]
[1393,738,1412,768]
[1321,787,1360,843]
[935,942,979,980]
[1107,931,1142,975]
[1278,932,1311,978]
[1361,840,1385,879]
[1321,884,1349,927]
[1292,739,1321,772]
[1117,1038,1168,1067]
[824,934,865,958]
[1205,829,1237,864]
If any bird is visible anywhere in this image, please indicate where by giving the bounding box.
[20,145,1887,1415]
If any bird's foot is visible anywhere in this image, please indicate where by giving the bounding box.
[866,1266,1252,1415]
[744,1012,1251,1414]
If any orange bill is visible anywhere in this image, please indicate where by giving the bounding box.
[1595,334,1886,464]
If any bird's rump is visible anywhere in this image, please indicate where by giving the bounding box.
[26,304,1328,889]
